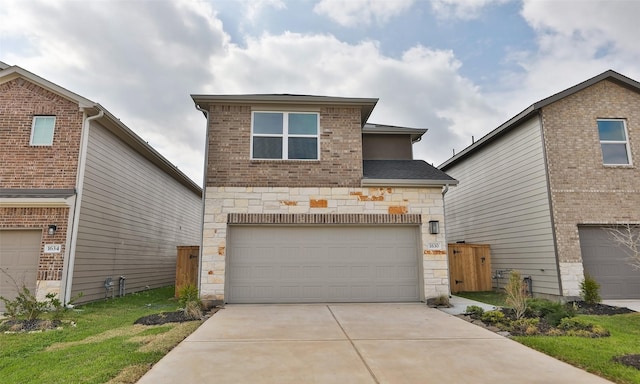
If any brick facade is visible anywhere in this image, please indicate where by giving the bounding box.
[0,207,69,298]
[206,105,363,187]
[200,186,448,303]
[541,79,640,295]
[0,78,83,189]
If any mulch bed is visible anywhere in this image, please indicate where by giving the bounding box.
[613,354,640,371]
[134,308,219,326]
[569,301,636,315]
[0,319,62,332]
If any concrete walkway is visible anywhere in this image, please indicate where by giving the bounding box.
[137,304,612,384]
[603,299,640,312]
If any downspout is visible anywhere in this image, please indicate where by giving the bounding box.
[62,108,104,304]
[194,103,209,301]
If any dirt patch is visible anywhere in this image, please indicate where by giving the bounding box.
[613,354,640,370]
[569,302,636,316]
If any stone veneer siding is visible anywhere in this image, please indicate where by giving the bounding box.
[541,79,640,296]
[201,186,448,303]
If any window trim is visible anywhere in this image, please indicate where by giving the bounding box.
[30,115,56,146]
[597,118,633,166]
[250,111,320,160]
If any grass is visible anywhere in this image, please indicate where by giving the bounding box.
[514,313,640,384]
[0,286,203,384]
[454,290,508,307]
[454,290,640,383]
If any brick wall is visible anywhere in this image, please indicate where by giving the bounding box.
[0,78,83,189]
[0,207,69,282]
[206,105,363,187]
[541,79,640,295]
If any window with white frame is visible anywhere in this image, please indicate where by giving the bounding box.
[251,111,319,160]
[597,119,632,165]
[30,116,56,146]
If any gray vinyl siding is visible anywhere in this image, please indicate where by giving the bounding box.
[72,122,201,302]
[443,117,560,296]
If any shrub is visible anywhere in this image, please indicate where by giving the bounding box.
[526,298,575,326]
[505,270,528,319]
[178,284,202,320]
[580,273,601,304]
[465,305,485,318]
[0,286,62,321]
[510,318,540,335]
[481,310,505,324]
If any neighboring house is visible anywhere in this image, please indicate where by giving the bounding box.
[191,94,457,305]
[440,70,640,300]
[0,62,202,310]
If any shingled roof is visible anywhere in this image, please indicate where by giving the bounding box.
[362,160,457,187]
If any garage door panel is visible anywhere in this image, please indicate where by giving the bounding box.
[228,226,420,303]
[579,226,640,299]
[0,231,42,312]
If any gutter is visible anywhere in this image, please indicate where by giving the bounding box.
[361,178,459,187]
[62,108,103,304]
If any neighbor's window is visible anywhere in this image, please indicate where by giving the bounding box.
[30,116,56,146]
[597,119,631,165]
[252,112,319,160]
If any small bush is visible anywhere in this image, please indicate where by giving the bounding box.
[558,317,592,331]
[510,318,540,335]
[465,305,485,318]
[481,310,505,324]
[505,270,528,319]
[526,298,575,326]
[0,286,62,321]
[178,284,202,320]
[580,273,601,304]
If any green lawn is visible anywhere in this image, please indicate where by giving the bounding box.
[514,313,640,384]
[454,290,508,307]
[0,286,202,384]
[454,291,640,383]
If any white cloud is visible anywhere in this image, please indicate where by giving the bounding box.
[314,0,414,27]
[236,0,286,23]
[0,0,228,185]
[207,32,501,166]
[490,0,640,120]
[430,0,510,20]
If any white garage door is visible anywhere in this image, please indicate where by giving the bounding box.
[579,226,640,299]
[0,230,42,312]
[227,226,420,303]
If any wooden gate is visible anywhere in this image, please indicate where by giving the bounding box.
[448,244,492,293]
[175,246,199,297]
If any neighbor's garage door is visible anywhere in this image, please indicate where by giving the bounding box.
[579,226,640,299]
[227,226,420,303]
[0,230,42,312]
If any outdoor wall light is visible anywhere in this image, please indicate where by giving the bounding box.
[428,220,439,234]
[48,224,57,236]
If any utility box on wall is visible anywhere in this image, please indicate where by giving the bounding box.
[448,244,492,293]
[175,246,199,297]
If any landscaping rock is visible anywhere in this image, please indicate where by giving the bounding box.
[613,354,640,370]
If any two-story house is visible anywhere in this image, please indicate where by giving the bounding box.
[0,62,202,310]
[440,70,640,300]
[191,94,457,305]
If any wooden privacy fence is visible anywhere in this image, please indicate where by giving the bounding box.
[448,243,492,293]
[175,245,199,297]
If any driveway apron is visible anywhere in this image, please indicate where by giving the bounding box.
[137,304,612,384]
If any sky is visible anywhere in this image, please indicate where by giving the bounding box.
[2,0,640,186]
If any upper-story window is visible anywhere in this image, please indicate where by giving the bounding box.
[251,112,319,160]
[30,116,56,146]
[597,119,632,165]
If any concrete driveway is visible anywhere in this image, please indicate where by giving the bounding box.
[137,304,612,384]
